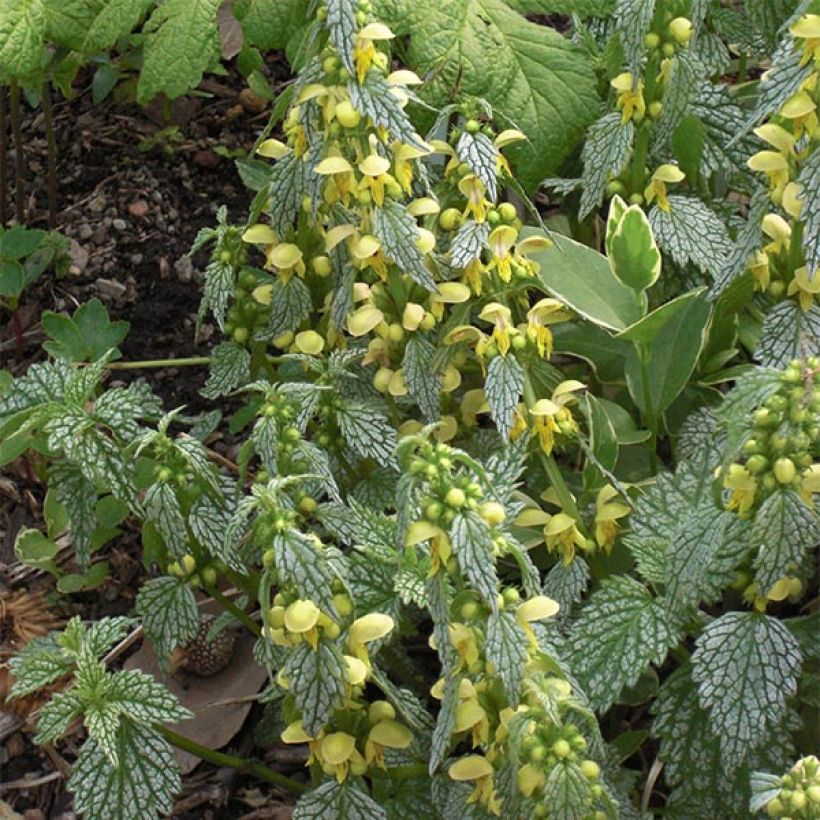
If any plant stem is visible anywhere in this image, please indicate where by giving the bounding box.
[158,727,307,793]
[637,343,658,471]
[369,763,428,781]
[204,583,262,638]
[9,81,25,223]
[41,82,57,229]
[106,356,212,370]
[0,84,8,227]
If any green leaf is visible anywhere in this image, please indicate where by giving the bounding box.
[284,640,347,735]
[34,691,85,744]
[582,394,618,488]
[798,148,820,278]
[542,557,589,621]
[137,0,221,104]
[257,276,312,340]
[202,341,251,399]
[485,355,523,440]
[617,288,707,343]
[450,511,499,611]
[399,0,599,190]
[692,611,801,772]
[0,225,45,259]
[606,204,661,293]
[106,669,192,724]
[751,491,820,597]
[649,195,732,278]
[294,779,387,820]
[373,200,436,292]
[234,0,307,50]
[530,232,642,332]
[485,610,528,705]
[671,114,705,184]
[579,114,634,220]
[42,298,129,362]
[403,336,441,422]
[43,0,153,54]
[0,260,23,298]
[755,301,820,368]
[569,575,681,711]
[450,220,489,268]
[0,0,46,80]
[624,291,712,417]
[70,720,182,820]
[551,323,628,383]
[9,634,74,698]
[275,530,340,617]
[136,577,199,661]
[337,401,398,468]
[14,527,60,570]
[543,761,593,820]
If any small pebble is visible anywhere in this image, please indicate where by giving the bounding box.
[95,277,127,299]
[128,199,149,218]
[112,218,127,231]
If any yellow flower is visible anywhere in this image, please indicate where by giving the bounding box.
[320,732,364,783]
[460,388,490,427]
[748,250,770,292]
[486,225,518,283]
[494,129,526,176]
[347,613,394,672]
[354,22,395,82]
[430,281,471,321]
[644,164,685,212]
[454,698,490,747]
[365,720,412,768]
[266,242,306,282]
[315,155,357,206]
[459,174,490,222]
[294,330,325,355]
[281,721,320,764]
[800,464,820,506]
[448,756,500,815]
[478,302,515,356]
[611,72,645,123]
[787,265,820,312]
[782,181,803,219]
[448,622,480,672]
[526,297,570,358]
[392,141,433,193]
[593,485,631,551]
[528,380,585,455]
[358,152,393,206]
[723,464,756,515]
[257,139,289,159]
[790,14,820,65]
[516,595,560,644]
[544,513,588,564]
[780,89,818,138]
[748,125,794,202]
[284,599,321,649]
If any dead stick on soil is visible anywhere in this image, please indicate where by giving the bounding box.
[0,770,63,792]
[41,82,57,228]
[9,81,25,223]
[0,85,8,226]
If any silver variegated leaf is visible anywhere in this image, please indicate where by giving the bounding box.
[403,336,441,422]
[256,276,313,341]
[456,131,499,202]
[293,779,387,820]
[542,557,590,621]
[275,530,340,616]
[543,762,593,820]
[94,381,161,440]
[798,149,820,278]
[615,0,655,72]
[652,50,703,150]
[337,400,398,468]
[485,610,528,705]
[34,691,85,745]
[579,113,634,219]
[449,511,499,611]
[450,219,489,268]
[325,0,358,74]
[197,258,235,330]
[755,301,820,367]
[106,669,192,725]
[50,462,96,568]
[485,355,523,440]
[348,73,425,150]
[373,200,437,292]
[284,640,347,735]
[201,342,251,399]
[136,576,199,661]
[144,481,189,559]
[754,45,812,126]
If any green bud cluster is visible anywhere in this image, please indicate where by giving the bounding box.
[167,552,221,589]
[766,755,820,819]
[224,268,269,345]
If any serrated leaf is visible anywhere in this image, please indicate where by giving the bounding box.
[373,200,436,292]
[449,220,489,268]
[456,132,499,202]
[403,336,441,422]
[400,0,598,190]
[42,298,130,363]
[275,530,340,616]
[137,0,221,103]
[754,45,811,126]
[70,720,181,820]
[325,0,358,75]
[94,382,160,440]
[9,634,73,698]
[49,462,96,568]
[649,195,732,277]
[136,577,199,661]
[752,491,820,596]
[348,73,425,150]
[202,341,251,399]
[34,690,85,744]
[143,482,189,559]
[234,0,307,50]
[579,114,634,219]
[294,779,387,820]
[198,259,235,330]
[284,641,347,734]
[569,575,680,710]
[0,359,70,424]
[692,611,801,772]
[0,0,46,80]
[799,149,820,278]
[543,761,593,820]
[694,84,758,179]
[485,611,527,705]
[615,0,654,70]
[651,50,702,150]
[430,675,460,773]
[43,0,153,53]
[257,275,312,340]
[449,511,499,611]
[485,355,523,440]
[189,492,244,571]
[755,301,820,367]
[337,401,398,468]
[106,669,192,724]
[542,557,590,620]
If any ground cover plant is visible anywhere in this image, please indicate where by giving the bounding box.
[0,0,818,818]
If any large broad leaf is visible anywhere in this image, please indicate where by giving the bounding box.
[529,232,643,332]
[137,0,221,104]
[0,0,46,80]
[390,0,599,190]
[136,577,199,662]
[569,575,681,711]
[623,291,712,417]
[606,205,661,293]
[692,612,801,773]
[43,0,153,54]
[233,0,308,50]
[617,288,707,344]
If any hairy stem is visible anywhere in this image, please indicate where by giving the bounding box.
[204,583,262,638]
[41,83,57,228]
[158,727,307,792]
[106,356,212,370]
[9,81,24,222]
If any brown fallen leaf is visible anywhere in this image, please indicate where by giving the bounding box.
[124,625,268,774]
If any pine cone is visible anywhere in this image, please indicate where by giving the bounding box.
[172,615,237,678]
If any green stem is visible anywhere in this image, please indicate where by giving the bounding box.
[9,81,24,222]
[630,125,651,195]
[106,356,211,370]
[204,583,262,638]
[41,82,57,229]
[158,727,307,792]
[737,52,748,84]
[369,763,428,781]
[637,343,658,471]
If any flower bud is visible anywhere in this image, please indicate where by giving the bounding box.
[668,17,693,44]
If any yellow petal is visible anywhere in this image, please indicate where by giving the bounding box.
[344,655,369,685]
[405,520,445,546]
[325,224,357,251]
[368,720,412,748]
[315,156,354,174]
[516,235,553,256]
[553,379,586,398]
[782,182,803,219]
[436,282,472,303]
[359,153,391,177]
[297,83,328,103]
[762,213,792,244]
[455,699,486,732]
[489,224,518,255]
[449,755,493,781]
[407,197,441,216]
[322,732,356,765]
[295,330,325,355]
[748,150,789,173]
[347,305,385,336]
[387,69,423,85]
[268,242,303,269]
[494,129,526,147]
[242,224,278,244]
[753,123,795,154]
[790,14,820,38]
[517,595,560,622]
[611,72,635,92]
[781,91,816,119]
[252,284,273,305]
[416,227,436,253]
[544,512,578,536]
[352,234,382,260]
[402,302,426,330]
[358,22,395,39]
[348,613,394,644]
[793,266,820,294]
[529,398,560,416]
[515,508,551,527]
[257,139,288,159]
[652,164,685,183]
[281,721,314,744]
[478,301,511,323]
[284,599,320,633]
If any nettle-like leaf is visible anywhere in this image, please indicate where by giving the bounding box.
[348,73,424,150]
[579,114,634,220]
[485,611,528,705]
[751,491,820,597]
[456,131,499,201]
[396,0,598,190]
[694,85,759,180]
[799,149,820,278]
[257,276,313,340]
[449,220,489,268]
[143,481,189,559]
[34,690,85,744]
[43,0,152,54]
[69,720,182,820]
[337,401,398,468]
[615,0,654,72]
[234,0,308,50]
[49,462,96,568]
[275,530,340,616]
[450,511,499,611]
[136,576,199,661]
[373,200,437,292]
[543,761,593,820]
[198,259,234,330]
[691,611,801,772]
[201,341,251,399]
[294,779,387,820]
[755,301,820,367]
[137,0,221,104]
[753,45,812,126]
[569,575,681,711]
[485,354,523,440]
[651,50,703,150]
[105,668,192,725]
[649,195,732,278]
[8,634,74,698]
[284,641,347,735]
[542,557,590,621]
[0,0,46,80]
[403,336,441,422]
